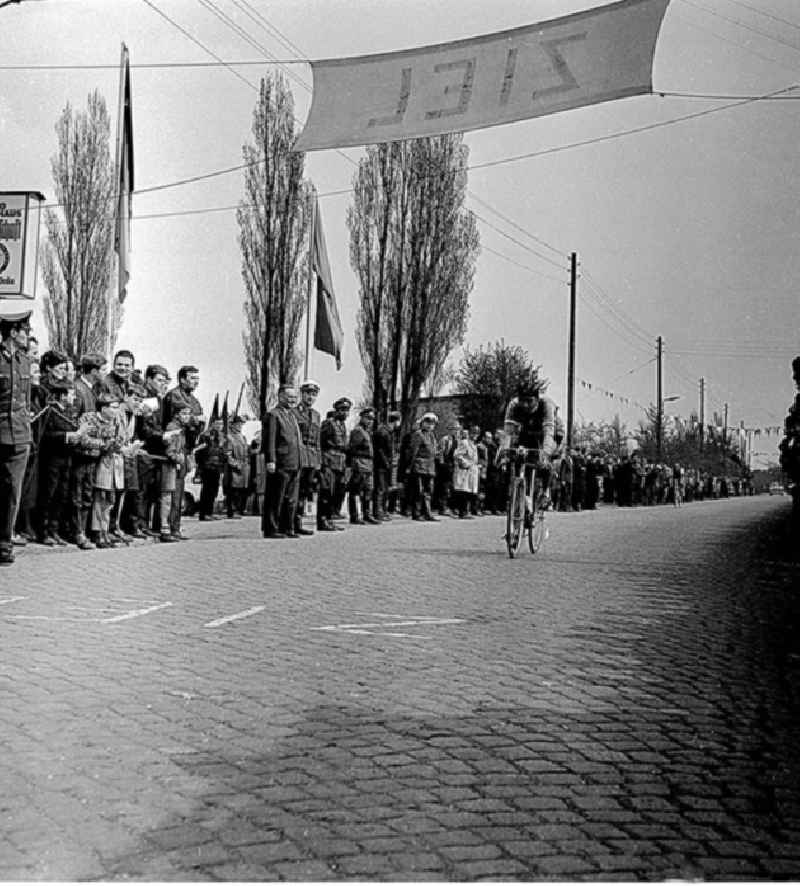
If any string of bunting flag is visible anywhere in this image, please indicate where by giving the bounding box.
[578,378,649,411]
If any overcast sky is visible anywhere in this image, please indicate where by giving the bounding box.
[2,0,799,463]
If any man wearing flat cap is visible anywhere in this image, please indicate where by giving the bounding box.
[292,379,321,535]
[261,384,303,539]
[408,412,439,521]
[317,397,350,530]
[347,407,380,525]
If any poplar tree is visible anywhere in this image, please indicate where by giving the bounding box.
[238,72,309,417]
[347,134,479,424]
[42,91,119,359]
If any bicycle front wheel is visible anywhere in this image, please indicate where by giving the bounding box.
[506,477,526,558]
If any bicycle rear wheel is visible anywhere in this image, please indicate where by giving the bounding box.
[506,477,526,558]
[528,509,546,553]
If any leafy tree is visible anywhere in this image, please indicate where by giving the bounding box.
[238,73,309,418]
[347,135,479,425]
[453,340,546,431]
[635,407,746,475]
[42,91,119,359]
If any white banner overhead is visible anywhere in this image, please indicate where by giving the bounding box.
[295,0,671,152]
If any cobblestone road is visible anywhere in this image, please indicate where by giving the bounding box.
[2,496,799,880]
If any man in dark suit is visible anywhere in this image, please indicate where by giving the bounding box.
[261,384,302,539]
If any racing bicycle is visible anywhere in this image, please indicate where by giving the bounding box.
[504,447,549,559]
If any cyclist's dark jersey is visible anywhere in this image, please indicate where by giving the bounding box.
[504,396,557,457]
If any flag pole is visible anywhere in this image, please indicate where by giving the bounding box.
[109,41,126,360]
[304,185,316,381]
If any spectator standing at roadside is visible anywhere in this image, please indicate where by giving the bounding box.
[558,449,574,511]
[408,412,438,521]
[434,426,457,516]
[317,398,350,532]
[223,413,250,519]
[37,380,79,547]
[158,404,192,543]
[482,431,500,514]
[0,316,33,566]
[195,415,227,521]
[70,353,106,549]
[82,391,126,548]
[347,407,380,525]
[163,366,204,539]
[292,379,321,535]
[473,426,487,515]
[261,384,303,539]
[585,454,601,510]
[373,410,401,521]
[571,449,586,512]
[15,361,44,544]
[452,427,479,518]
[135,364,170,535]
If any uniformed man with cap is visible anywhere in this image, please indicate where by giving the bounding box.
[347,407,380,525]
[292,378,321,535]
[373,409,401,520]
[0,313,33,565]
[223,412,250,519]
[317,396,350,531]
[408,412,439,521]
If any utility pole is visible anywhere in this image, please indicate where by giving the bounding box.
[699,377,705,452]
[566,251,577,449]
[656,335,663,460]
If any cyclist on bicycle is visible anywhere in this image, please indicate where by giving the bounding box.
[502,375,558,513]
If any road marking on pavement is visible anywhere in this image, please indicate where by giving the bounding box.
[204,605,266,628]
[312,614,465,638]
[3,600,173,623]
[102,602,173,623]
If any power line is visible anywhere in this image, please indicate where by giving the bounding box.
[467,84,799,172]
[580,270,654,348]
[679,0,800,58]
[480,244,567,285]
[0,59,308,70]
[659,90,800,100]
[232,0,308,61]
[141,0,257,90]
[195,0,311,92]
[471,211,567,271]
[466,192,565,260]
[723,0,800,34]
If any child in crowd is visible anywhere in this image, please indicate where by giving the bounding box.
[80,391,126,548]
[37,380,80,546]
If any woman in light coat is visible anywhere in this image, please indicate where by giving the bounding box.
[452,428,479,518]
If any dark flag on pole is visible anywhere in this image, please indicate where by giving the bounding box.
[115,43,134,303]
[311,195,343,370]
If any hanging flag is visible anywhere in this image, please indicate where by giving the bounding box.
[114,43,134,303]
[296,0,670,152]
[311,195,344,370]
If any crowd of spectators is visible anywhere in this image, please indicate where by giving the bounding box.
[0,311,768,568]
